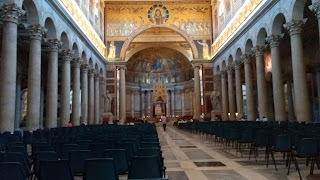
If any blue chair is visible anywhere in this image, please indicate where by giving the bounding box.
[288,138,318,180]
[128,156,162,179]
[69,150,94,175]
[104,149,128,175]
[0,162,26,180]
[39,160,74,180]
[84,158,119,180]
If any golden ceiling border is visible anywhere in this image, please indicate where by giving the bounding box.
[58,0,107,58]
[211,0,263,58]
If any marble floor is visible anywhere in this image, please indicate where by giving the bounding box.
[159,125,320,180]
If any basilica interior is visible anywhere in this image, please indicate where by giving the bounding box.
[1,0,320,180]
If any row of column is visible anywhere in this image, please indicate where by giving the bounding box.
[218,19,310,122]
[0,3,105,133]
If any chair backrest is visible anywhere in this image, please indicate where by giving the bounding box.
[39,160,74,180]
[274,134,291,152]
[128,155,162,179]
[104,149,128,175]
[0,162,26,180]
[35,151,58,175]
[62,144,79,159]
[254,130,269,146]
[69,150,94,175]
[2,152,30,176]
[296,138,318,157]
[140,142,160,149]
[83,158,119,180]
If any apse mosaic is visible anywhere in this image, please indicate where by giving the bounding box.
[126,47,193,84]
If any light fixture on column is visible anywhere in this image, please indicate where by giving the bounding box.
[235,112,238,119]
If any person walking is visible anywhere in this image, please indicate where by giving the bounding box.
[161,115,167,131]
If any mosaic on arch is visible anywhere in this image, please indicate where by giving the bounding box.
[105,1,212,60]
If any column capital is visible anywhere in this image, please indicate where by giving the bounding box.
[94,73,100,81]
[240,54,253,64]
[28,24,46,40]
[88,69,95,77]
[192,63,202,69]
[72,58,83,68]
[117,65,127,70]
[99,76,105,84]
[213,75,221,81]
[0,3,25,24]
[220,70,227,78]
[81,64,90,73]
[265,34,284,48]
[226,66,234,74]
[45,39,62,52]
[60,49,74,61]
[309,1,320,19]
[283,19,307,36]
[252,45,266,57]
[232,60,242,70]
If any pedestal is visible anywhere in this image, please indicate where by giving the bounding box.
[101,112,113,124]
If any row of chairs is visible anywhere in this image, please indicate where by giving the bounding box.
[178,121,320,180]
[0,123,167,180]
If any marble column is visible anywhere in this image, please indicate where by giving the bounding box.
[131,90,135,117]
[226,67,236,120]
[99,76,105,115]
[193,65,201,119]
[233,60,243,120]
[190,89,194,116]
[141,91,145,117]
[60,49,73,127]
[166,90,170,116]
[252,45,268,119]
[88,69,95,124]
[81,64,89,124]
[45,39,61,128]
[71,58,82,126]
[241,54,256,120]
[119,67,126,122]
[0,3,25,132]
[286,78,295,121]
[14,74,22,131]
[26,25,46,131]
[182,91,185,116]
[220,71,229,120]
[266,34,286,121]
[284,19,310,122]
[171,90,175,116]
[94,73,100,124]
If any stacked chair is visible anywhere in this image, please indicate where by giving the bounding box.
[179,120,320,180]
[0,123,167,180]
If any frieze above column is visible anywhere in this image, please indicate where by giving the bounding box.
[0,3,25,24]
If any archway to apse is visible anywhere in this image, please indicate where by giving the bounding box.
[120,25,199,61]
[126,47,193,119]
